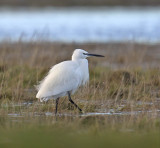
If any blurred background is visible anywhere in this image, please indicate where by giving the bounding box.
[0,0,160,43]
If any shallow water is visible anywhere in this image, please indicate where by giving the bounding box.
[1,7,160,42]
[6,106,160,118]
[3,97,160,119]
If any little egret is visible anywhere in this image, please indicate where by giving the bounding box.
[36,49,104,115]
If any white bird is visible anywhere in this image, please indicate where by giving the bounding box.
[36,49,104,115]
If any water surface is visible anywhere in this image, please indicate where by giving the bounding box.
[0,7,160,42]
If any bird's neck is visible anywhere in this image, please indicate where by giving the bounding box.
[72,56,83,61]
[72,58,88,70]
[72,58,86,64]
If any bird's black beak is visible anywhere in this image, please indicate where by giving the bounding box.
[83,53,105,57]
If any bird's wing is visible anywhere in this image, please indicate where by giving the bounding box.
[36,61,81,99]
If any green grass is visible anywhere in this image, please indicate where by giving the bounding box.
[0,116,159,148]
[0,129,159,148]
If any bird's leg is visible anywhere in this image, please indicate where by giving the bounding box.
[55,98,59,115]
[67,92,82,112]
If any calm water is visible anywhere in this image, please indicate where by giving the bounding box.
[0,7,160,42]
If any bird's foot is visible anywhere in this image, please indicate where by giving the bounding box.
[78,109,84,114]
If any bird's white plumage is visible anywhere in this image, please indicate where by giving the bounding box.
[36,49,89,102]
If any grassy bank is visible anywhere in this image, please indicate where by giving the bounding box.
[0,112,160,148]
[0,121,159,148]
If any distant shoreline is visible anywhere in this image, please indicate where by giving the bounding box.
[1,0,160,7]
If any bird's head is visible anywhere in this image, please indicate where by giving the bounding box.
[72,49,104,61]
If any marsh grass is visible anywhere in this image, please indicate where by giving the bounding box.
[0,41,160,147]
[0,42,160,113]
